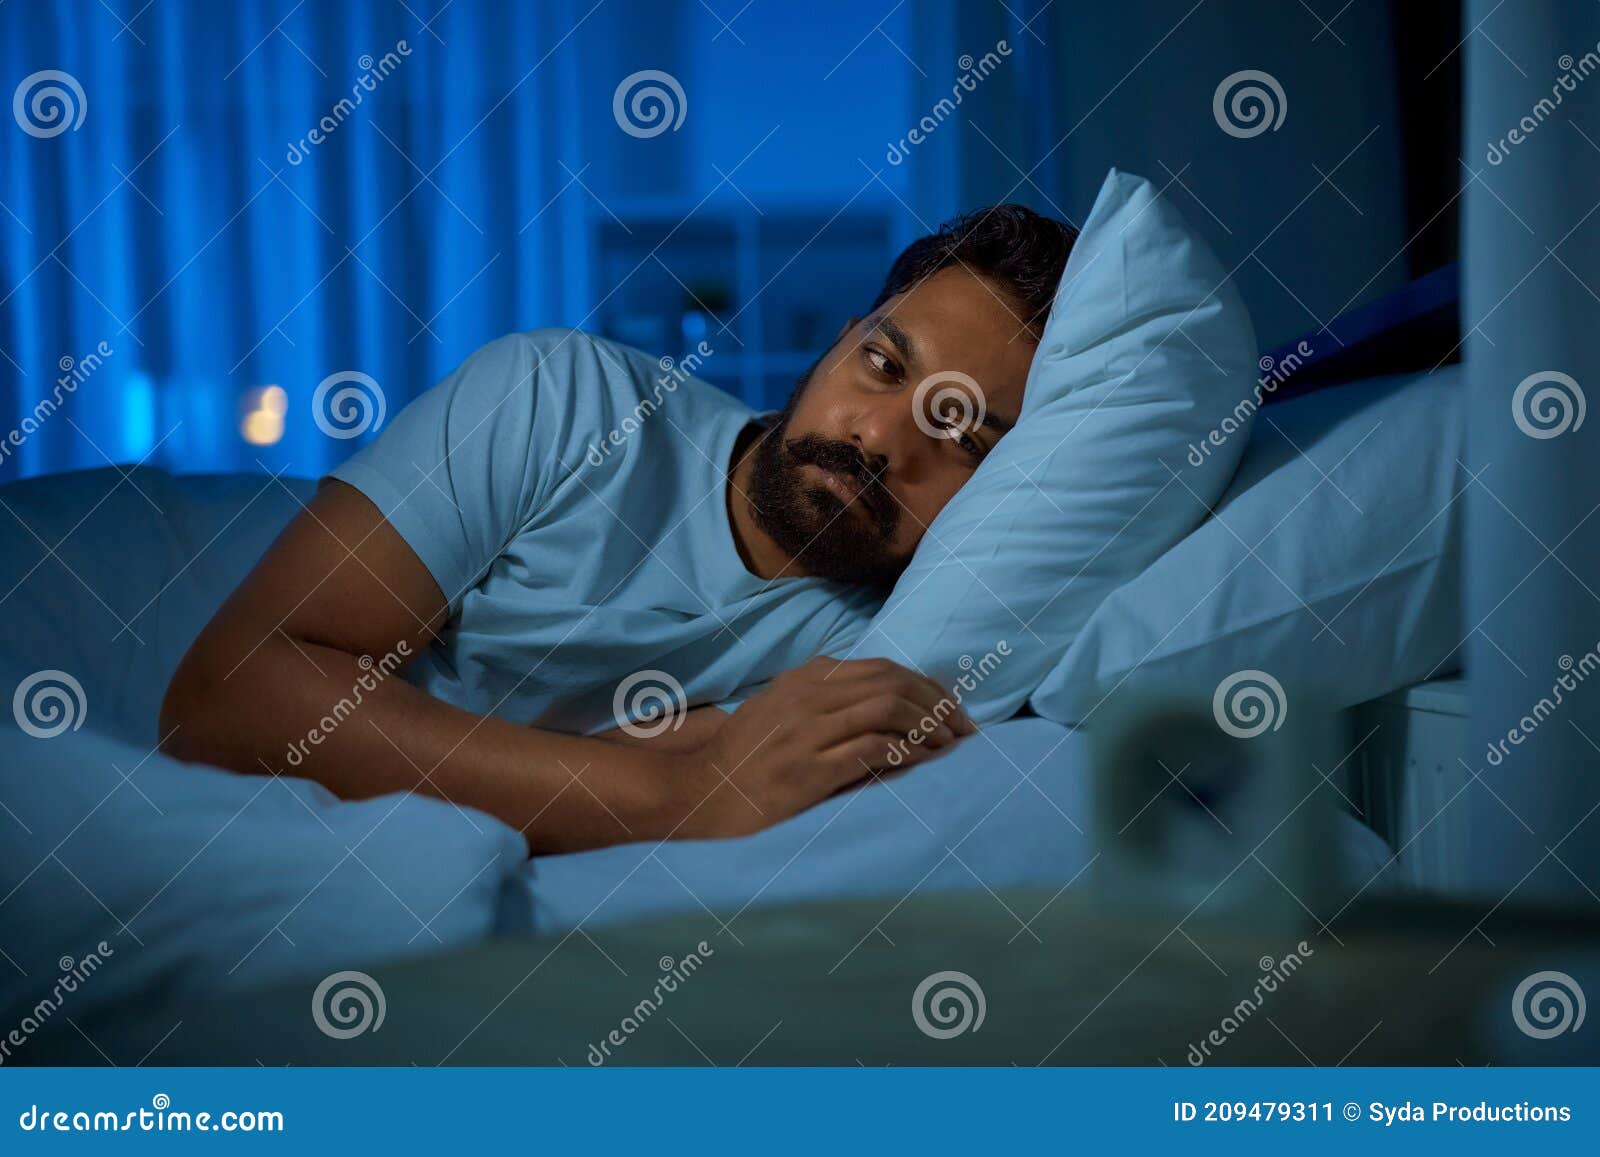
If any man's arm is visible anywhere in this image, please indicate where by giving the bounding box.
[593,705,731,754]
[160,481,970,854]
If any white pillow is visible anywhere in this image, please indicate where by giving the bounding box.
[1030,368,1465,722]
[836,169,1258,721]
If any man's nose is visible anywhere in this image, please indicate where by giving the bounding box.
[850,394,923,479]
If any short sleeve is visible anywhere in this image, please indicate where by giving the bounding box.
[718,590,878,714]
[327,333,546,613]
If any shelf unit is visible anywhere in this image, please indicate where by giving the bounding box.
[590,198,896,411]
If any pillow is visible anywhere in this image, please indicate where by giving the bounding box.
[0,725,529,1027]
[833,169,1258,722]
[1030,367,1465,723]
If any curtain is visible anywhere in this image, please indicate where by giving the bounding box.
[902,0,1057,239]
[0,0,586,481]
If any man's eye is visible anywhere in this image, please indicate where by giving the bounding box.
[930,414,983,459]
[929,408,984,459]
[863,347,900,379]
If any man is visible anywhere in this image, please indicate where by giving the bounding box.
[160,205,1077,854]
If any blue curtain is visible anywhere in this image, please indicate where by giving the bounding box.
[0,0,586,481]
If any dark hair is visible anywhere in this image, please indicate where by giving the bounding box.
[869,204,1078,337]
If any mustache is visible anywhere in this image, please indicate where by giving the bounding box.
[782,433,894,525]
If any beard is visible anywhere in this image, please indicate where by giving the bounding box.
[746,371,910,592]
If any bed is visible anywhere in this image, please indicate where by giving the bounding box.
[2,269,1532,1064]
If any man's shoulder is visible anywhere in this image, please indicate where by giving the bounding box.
[495,327,750,419]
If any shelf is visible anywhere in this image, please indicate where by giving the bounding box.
[591,201,895,410]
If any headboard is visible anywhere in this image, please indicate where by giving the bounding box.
[1261,262,1460,406]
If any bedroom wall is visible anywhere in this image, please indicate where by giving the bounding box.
[1462,0,1600,902]
[910,0,1414,350]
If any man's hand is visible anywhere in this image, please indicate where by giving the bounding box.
[667,657,976,839]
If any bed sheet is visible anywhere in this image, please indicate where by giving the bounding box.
[522,717,1396,935]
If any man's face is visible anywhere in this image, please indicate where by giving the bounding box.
[749,265,1037,590]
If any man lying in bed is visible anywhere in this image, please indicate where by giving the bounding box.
[159,206,1077,854]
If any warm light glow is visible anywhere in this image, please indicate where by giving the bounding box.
[241,409,284,445]
[240,384,287,445]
